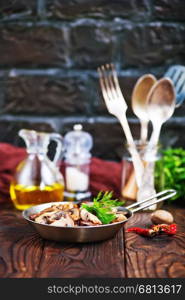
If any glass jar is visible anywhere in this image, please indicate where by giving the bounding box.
[121,141,162,209]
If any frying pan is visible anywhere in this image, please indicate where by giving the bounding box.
[22,189,176,243]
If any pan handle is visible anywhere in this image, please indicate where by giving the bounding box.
[126,189,176,213]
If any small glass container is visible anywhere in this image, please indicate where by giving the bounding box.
[121,141,162,208]
[10,129,64,210]
[63,124,93,201]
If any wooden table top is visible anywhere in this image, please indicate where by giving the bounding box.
[0,202,185,278]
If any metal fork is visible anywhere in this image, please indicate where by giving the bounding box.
[98,63,144,187]
[164,65,185,107]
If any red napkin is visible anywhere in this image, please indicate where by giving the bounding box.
[0,143,122,203]
[90,157,122,198]
[0,143,26,202]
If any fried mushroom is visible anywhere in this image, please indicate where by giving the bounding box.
[50,213,75,227]
[68,208,80,221]
[112,212,127,223]
[80,208,102,225]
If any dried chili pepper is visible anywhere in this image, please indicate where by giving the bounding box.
[127,223,177,237]
[151,223,177,235]
[127,227,155,237]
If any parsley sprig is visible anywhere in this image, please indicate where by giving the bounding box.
[82,191,124,224]
[155,148,185,201]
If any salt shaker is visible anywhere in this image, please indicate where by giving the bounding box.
[63,124,93,201]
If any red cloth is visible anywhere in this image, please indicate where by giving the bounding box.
[0,143,122,203]
[90,157,122,198]
[0,143,26,202]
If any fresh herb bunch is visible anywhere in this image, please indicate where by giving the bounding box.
[155,148,185,201]
[82,191,124,224]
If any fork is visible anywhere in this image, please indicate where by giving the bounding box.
[98,63,144,187]
[164,65,185,107]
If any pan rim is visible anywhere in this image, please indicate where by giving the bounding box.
[22,201,132,229]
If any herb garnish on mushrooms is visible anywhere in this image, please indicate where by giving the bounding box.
[82,191,124,224]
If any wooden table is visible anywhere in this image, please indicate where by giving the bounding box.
[0,202,185,278]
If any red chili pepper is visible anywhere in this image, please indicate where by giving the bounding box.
[151,224,177,235]
[127,223,177,237]
[127,227,155,237]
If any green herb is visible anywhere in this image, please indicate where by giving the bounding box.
[82,191,124,224]
[155,148,185,201]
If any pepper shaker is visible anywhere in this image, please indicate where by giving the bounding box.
[63,124,93,201]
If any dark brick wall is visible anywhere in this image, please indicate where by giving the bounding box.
[0,0,185,160]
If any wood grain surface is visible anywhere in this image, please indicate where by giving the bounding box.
[0,203,185,278]
[124,207,185,278]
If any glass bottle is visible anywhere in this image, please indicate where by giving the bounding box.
[121,141,162,209]
[63,124,93,201]
[10,129,64,210]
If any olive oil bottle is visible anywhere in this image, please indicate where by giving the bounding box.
[10,182,64,210]
[10,129,64,210]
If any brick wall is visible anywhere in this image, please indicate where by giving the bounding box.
[0,0,185,160]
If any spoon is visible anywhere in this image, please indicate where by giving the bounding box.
[131,74,157,144]
[122,74,157,200]
[147,77,176,148]
[137,78,176,210]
